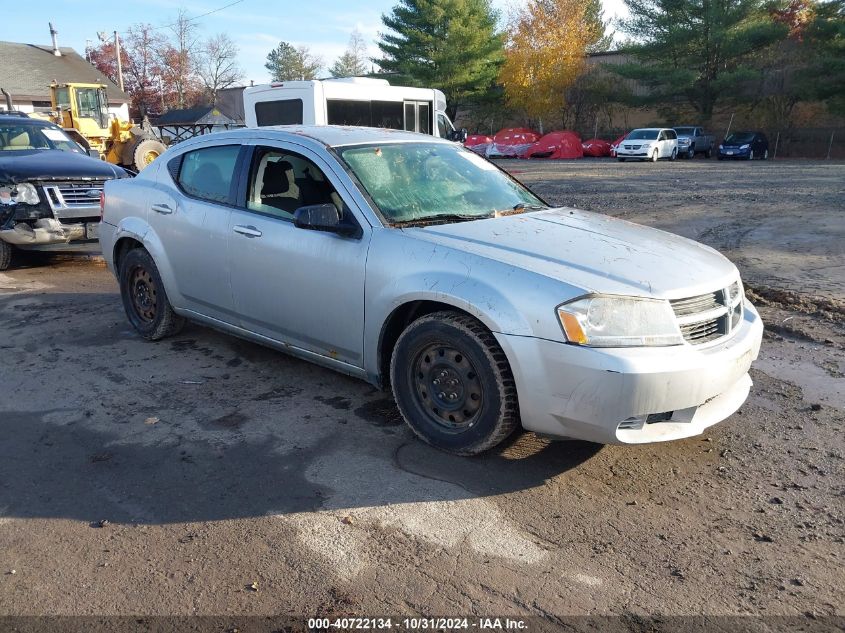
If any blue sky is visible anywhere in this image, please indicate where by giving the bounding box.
[6,0,629,85]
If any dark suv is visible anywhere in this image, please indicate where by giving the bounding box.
[0,113,128,270]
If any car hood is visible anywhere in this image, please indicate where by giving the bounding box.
[406,208,738,299]
[0,149,126,183]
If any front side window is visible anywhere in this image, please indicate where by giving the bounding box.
[177,145,240,204]
[436,113,455,139]
[246,147,341,220]
[338,142,545,225]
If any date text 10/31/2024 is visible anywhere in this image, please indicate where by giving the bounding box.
[307,617,528,630]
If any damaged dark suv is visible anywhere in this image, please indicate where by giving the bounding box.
[0,113,129,270]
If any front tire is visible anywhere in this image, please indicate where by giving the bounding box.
[651,149,658,162]
[0,240,11,271]
[687,147,695,159]
[748,150,754,161]
[132,139,167,171]
[670,148,677,161]
[763,149,769,160]
[705,148,712,158]
[119,248,185,340]
[390,311,520,455]
[618,157,625,162]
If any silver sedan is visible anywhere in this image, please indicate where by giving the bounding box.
[99,126,762,455]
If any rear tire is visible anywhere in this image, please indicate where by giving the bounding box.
[390,311,520,456]
[763,149,769,160]
[119,248,185,340]
[0,240,11,271]
[132,138,167,172]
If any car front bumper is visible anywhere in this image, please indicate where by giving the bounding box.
[616,149,652,158]
[719,148,750,158]
[495,300,764,444]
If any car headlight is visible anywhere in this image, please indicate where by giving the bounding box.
[719,144,723,150]
[557,295,684,347]
[740,144,750,150]
[13,183,40,205]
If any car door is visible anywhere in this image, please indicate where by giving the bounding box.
[148,143,244,323]
[227,141,371,367]
[657,130,668,157]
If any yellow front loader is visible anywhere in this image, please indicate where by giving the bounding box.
[48,82,166,172]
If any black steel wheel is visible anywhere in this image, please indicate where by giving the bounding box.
[119,247,185,340]
[390,311,520,455]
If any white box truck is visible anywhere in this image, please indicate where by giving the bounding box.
[242,77,466,141]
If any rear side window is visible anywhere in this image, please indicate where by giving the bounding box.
[177,145,240,204]
[327,100,404,130]
[255,99,303,126]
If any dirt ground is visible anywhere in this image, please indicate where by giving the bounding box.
[0,159,843,628]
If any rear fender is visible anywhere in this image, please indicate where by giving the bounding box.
[111,217,182,308]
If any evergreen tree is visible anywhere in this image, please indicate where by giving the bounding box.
[614,0,785,119]
[585,0,613,53]
[330,30,370,77]
[265,41,323,81]
[376,0,504,119]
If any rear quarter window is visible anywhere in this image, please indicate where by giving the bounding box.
[176,145,240,204]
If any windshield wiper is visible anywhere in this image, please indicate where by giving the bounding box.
[390,213,493,227]
[493,203,547,217]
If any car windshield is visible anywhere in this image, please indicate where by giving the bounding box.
[627,129,659,140]
[674,127,695,135]
[0,123,84,153]
[337,142,546,225]
[725,132,756,144]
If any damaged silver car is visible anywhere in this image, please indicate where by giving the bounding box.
[0,113,128,270]
[100,126,763,456]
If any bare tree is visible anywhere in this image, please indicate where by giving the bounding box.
[197,33,243,105]
[330,29,369,77]
[162,8,200,109]
[122,24,167,117]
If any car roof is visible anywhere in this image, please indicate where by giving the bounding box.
[631,127,670,132]
[0,114,53,126]
[201,125,452,149]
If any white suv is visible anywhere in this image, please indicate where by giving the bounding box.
[617,128,678,162]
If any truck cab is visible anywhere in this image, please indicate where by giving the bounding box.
[243,78,466,142]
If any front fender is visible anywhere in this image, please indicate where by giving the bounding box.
[363,269,537,380]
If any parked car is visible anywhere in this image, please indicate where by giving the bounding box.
[718,131,769,160]
[0,112,129,270]
[616,128,678,162]
[100,126,763,456]
[673,126,715,159]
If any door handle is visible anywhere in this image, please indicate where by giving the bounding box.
[151,203,174,215]
[233,225,262,238]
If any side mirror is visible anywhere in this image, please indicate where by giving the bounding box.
[293,203,360,238]
[88,149,100,159]
[448,128,468,143]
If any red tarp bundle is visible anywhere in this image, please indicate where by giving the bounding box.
[524,131,583,159]
[465,134,493,156]
[582,138,612,157]
[487,128,540,158]
[609,133,628,157]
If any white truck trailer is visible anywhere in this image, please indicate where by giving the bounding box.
[242,77,465,141]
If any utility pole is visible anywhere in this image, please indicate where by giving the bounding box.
[114,31,125,92]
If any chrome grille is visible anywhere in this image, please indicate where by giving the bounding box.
[671,281,742,345]
[53,182,104,207]
[42,181,104,219]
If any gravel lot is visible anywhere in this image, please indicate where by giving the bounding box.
[0,159,843,627]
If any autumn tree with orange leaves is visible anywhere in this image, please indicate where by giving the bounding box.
[499,0,593,131]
